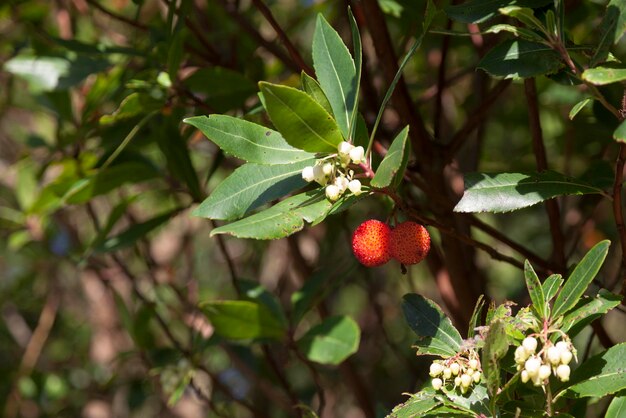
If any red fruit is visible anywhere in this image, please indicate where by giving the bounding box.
[352,220,392,267]
[390,221,430,265]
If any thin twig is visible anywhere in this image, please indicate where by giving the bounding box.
[85,0,148,30]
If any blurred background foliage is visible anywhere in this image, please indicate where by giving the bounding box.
[1,0,625,417]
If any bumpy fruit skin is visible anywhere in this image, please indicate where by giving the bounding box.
[352,220,392,267]
[390,221,430,265]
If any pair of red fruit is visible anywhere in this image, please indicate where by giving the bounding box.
[352,220,431,267]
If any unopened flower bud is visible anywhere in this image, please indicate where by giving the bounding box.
[556,341,569,352]
[313,164,327,185]
[522,337,538,354]
[515,345,529,364]
[472,371,481,383]
[334,176,349,192]
[547,346,562,366]
[325,184,341,201]
[349,146,365,164]
[443,368,452,379]
[338,141,354,156]
[460,373,472,388]
[524,356,541,377]
[521,370,530,383]
[429,363,444,377]
[556,364,570,382]
[454,376,462,387]
[302,166,315,182]
[560,349,573,365]
[450,362,460,376]
[468,359,479,370]
[432,378,443,390]
[348,179,362,195]
[538,364,552,380]
[322,162,334,176]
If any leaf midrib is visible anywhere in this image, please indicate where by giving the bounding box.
[318,26,350,132]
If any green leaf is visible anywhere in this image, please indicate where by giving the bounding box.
[564,343,626,398]
[348,8,362,142]
[371,126,410,189]
[95,209,180,253]
[201,300,286,341]
[582,66,626,86]
[184,115,314,164]
[524,260,546,319]
[482,24,546,42]
[3,55,109,92]
[15,159,38,211]
[453,171,605,213]
[297,315,360,365]
[478,40,562,79]
[239,280,288,328]
[445,0,551,23]
[402,294,463,357]
[210,191,331,240]
[440,384,490,416]
[301,72,333,115]
[468,295,485,338]
[259,82,343,153]
[498,6,546,31]
[99,92,163,125]
[560,290,622,336]
[481,320,508,397]
[389,392,439,417]
[591,0,626,66]
[569,98,593,120]
[552,240,610,318]
[183,67,256,112]
[614,118,626,143]
[542,274,563,303]
[312,14,357,139]
[606,396,626,418]
[193,159,314,221]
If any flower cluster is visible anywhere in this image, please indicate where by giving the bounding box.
[429,352,482,394]
[515,336,575,386]
[302,141,366,201]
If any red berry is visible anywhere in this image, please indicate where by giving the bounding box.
[352,220,392,267]
[390,221,430,265]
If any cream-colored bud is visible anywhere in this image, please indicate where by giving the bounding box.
[454,376,462,387]
[468,359,479,370]
[432,378,443,390]
[429,363,444,377]
[472,371,481,383]
[349,146,365,164]
[443,368,452,379]
[348,179,362,195]
[302,166,315,182]
[560,349,573,365]
[556,341,569,352]
[515,345,529,364]
[547,346,562,366]
[538,364,552,380]
[450,362,461,376]
[522,337,538,354]
[338,141,354,156]
[521,370,530,383]
[334,176,349,192]
[556,364,570,382]
[313,164,327,185]
[325,184,341,201]
[524,356,541,377]
[460,373,472,388]
[322,162,334,176]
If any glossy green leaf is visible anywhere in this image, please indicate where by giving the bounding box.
[478,40,562,79]
[614,118,626,143]
[183,67,256,112]
[210,191,331,240]
[95,209,180,253]
[440,384,490,416]
[3,55,109,92]
[468,295,485,338]
[99,92,162,125]
[297,315,360,365]
[201,300,286,341]
[498,6,545,31]
[15,159,38,211]
[301,72,333,115]
[184,115,314,164]
[552,240,610,318]
[482,24,546,42]
[582,66,626,86]
[560,290,622,336]
[371,126,410,189]
[445,0,551,23]
[389,392,439,417]
[454,171,605,213]
[564,343,626,398]
[482,320,508,397]
[312,14,357,139]
[402,294,463,357]
[591,0,626,65]
[524,260,546,319]
[193,159,314,221]
[239,280,287,328]
[541,273,563,303]
[348,8,362,141]
[569,98,592,120]
[259,82,343,153]
[606,396,626,418]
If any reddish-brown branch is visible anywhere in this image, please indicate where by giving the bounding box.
[614,144,626,302]
[434,20,452,140]
[524,78,566,272]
